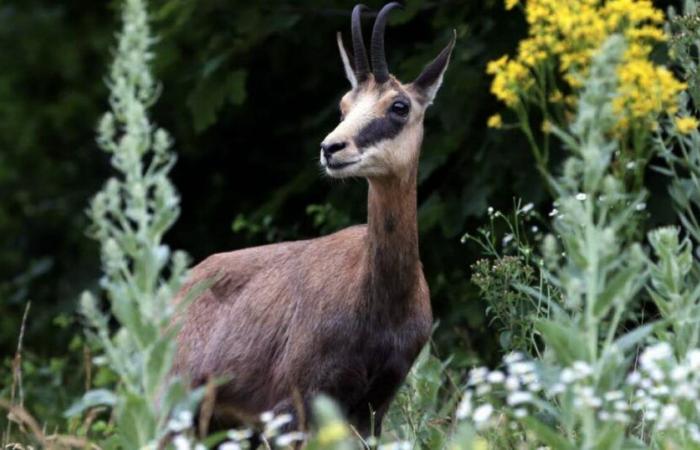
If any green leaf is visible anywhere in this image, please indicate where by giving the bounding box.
[144,337,176,398]
[64,389,117,417]
[116,392,156,449]
[593,265,638,317]
[535,318,589,364]
[613,323,655,352]
[187,69,247,132]
[521,417,576,450]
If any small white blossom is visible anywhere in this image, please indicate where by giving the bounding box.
[472,403,493,426]
[275,431,306,447]
[575,193,587,201]
[172,435,191,450]
[219,442,241,450]
[507,391,533,406]
[487,370,505,384]
[456,392,473,419]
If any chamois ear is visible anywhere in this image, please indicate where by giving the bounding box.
[337,32,358,89]
[410,30,456,105]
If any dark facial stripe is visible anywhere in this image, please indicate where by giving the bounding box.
[355,115,406,149]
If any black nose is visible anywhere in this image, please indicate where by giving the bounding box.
[321,141,347,159]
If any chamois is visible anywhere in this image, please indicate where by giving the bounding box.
[173,2,456,437]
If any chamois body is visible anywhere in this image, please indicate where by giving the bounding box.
[174,177,430,433]
[173,2,455,436]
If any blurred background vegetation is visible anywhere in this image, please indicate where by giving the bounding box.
[0,0,679,417]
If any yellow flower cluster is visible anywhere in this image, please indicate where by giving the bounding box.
[614,60,686,130]
[675,116,699,135]
[488,0,685,131]
[488,113,504,128]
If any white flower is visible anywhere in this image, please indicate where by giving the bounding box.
[671,365,689,382]
[612,412,630,424]
[468,367,489,386]
[688,349,700,370]
[260,411,274,423]
[627,371,641,385]
[472,403,493,426]
[487,370,505,384]
[639,343,672,371]
[513,408,528,418]
[275,432,306,447]
[378,442,411,450]
[264,413,293,435]
[219,442,241,450]
[172,435,191,450]
[167,410,193,433]
[674,383,696,400]
[613,400,629,411]
[476,383,492,396]
[507,391,533,406]
[521,203,534,214]
[456,392,473,419]
[650,385,670,396]
[505,376,520,392]
[549,383,566,395]
[502,234,514,246]
[509,361,535,375]
[572,361,593,377]
[604,391,624,402]
[575,193,587,201]
[549,208,559,217]
[227,429,253,441]
[560,368,577,384]
[658,404,680,430]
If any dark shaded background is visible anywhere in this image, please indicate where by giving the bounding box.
[0,0,680,381]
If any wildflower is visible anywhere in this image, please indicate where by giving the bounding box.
[456,391,473,419]
[509,361,535,375]
[675,116,698,134]
[264,414,293,435]
[487,114,503,128]
[260,411,274,423]
[574,193,587,201]
[604,390,624,402]
[507,391,533,405]
[472,403,494,426]
[227,430,253,441]
[167,410,193,433]
[378,442,411,450]
[504,352,524,364]
[276,432,306,447]
[688,349,700,370]
[469,367,489,386]
[173,435,191,450]
[541,120,552,134]
[487,0,682,133]
[317,420,350,444]
[219,442,241,450]
[487,370,506,384]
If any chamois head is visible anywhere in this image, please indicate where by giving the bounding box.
[321,2,455,180]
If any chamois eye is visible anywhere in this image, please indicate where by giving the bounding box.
[390,101,409,117]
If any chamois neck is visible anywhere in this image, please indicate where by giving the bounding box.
[364,164,420,311]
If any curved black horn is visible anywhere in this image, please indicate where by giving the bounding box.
[351,4,370,82]
[371,2,401,83]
